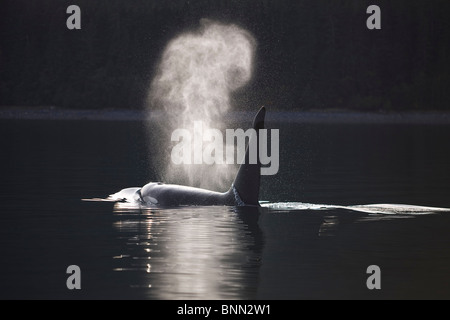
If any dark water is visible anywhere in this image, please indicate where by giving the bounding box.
[1,118,450,299]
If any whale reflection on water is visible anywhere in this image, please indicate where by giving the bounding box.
[111,204,263,299]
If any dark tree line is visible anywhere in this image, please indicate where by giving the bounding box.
[1,0,450,111]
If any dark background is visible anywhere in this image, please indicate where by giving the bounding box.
[1,0,450,111]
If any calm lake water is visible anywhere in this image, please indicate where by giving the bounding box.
[1,117,450,299]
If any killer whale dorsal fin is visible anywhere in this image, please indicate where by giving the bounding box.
[232,106,265,206]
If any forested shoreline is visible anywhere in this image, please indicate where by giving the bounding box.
[1,0,449,111]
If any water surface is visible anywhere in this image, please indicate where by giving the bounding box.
[1,118,450,299]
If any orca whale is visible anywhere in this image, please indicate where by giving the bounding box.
[107,106,266,207]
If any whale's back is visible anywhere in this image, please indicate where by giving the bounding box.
[140,182,234,206]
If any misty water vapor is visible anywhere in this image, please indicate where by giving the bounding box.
[148,20,256,189]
